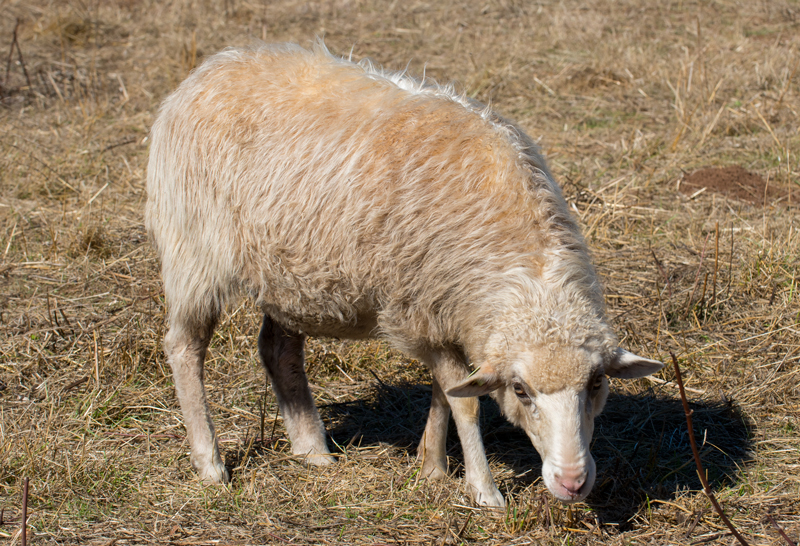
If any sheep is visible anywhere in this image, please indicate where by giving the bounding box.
[145,42,663,508]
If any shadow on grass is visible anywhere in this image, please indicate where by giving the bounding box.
[321,381,753,528]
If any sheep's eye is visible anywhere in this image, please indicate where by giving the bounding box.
[591,374,606,390]
[513,382,529,400]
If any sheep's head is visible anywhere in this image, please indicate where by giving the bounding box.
[447,346,662,503]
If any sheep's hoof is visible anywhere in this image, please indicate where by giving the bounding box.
[197,461,230,484]
[300,451,337,466]
[472,485,505,508]
[419,459,448,481]
[293,442,336,466]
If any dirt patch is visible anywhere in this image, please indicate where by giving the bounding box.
[679,165,795,205]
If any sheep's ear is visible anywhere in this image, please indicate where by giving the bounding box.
[606,349,663,379]
[446,365,503,398]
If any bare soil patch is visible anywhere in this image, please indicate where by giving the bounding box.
[680,165,796,205]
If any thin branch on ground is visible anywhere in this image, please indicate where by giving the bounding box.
[21,477,28,546]
[670,352,749,546]
[4,19,19,88]
[4,19,32,91]
[766,514,798,546]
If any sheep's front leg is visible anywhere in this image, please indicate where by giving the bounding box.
[429,353,505,508]
[165,318,229,483]
[258,315,334,465]
[418,377,450,480]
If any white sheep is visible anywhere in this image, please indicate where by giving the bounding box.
[146,42,662,507]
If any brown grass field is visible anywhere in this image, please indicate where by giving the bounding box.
[1,0,799,544]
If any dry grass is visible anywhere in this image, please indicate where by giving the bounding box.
[1,0,799,544]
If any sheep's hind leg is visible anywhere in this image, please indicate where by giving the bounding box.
[258,315,334,465]
[418,377,450,480]
[165,315,229,483]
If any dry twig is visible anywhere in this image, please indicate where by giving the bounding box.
[21,478,28,546]
[4,19,32,92]
[766,514,798,546]
[670,352,749,546]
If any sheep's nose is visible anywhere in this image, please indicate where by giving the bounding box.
[555,467,588,500]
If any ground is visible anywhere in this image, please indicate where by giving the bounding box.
[1,0,799,544]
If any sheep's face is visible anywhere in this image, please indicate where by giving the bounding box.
[448,347,662,504]
[492,351,608,504]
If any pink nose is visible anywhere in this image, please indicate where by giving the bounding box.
[555,467,587,499]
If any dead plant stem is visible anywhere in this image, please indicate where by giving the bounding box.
[766,514,798,546]
[698,272,709,320]
[670,353,749,546]
[684,233,711,320]
[21,477,28,546]
[712,221,719,309]
[651,247,673,300]
[260,387,268,444]
[727,223,734,298]
[93,330,100,388]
